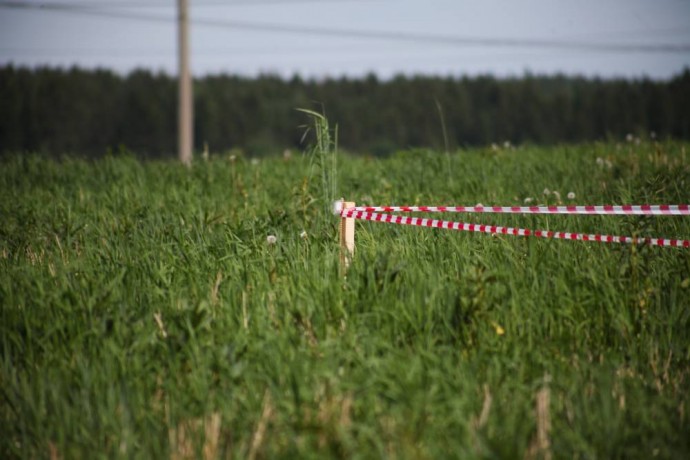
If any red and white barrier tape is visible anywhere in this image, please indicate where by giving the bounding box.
[352,204,690,215]
[341,209,690,248]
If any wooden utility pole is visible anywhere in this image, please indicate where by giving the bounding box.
[178,0,193,165]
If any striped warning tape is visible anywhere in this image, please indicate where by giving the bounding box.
[341,209,690,248]
[352,204,690,215]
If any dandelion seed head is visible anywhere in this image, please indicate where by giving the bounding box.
[543,188,550,196]
[300,230,308,239]
[567,192,576,200]
[266,235,277,245]
[524,197,533,204]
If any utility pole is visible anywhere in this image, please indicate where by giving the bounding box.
[178,0,193,165]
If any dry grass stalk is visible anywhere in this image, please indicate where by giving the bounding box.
[25,245,45,265]
[242,290,249,329]
[153,311,168,338]
[170,412,222,460]
[203,413,222,460]
[476,384,492,428]
[470,384,493,453]
[525,376,552,460]
[378,415,398,459]
[649,347,672,393]
[211,271,223,306]
[48,441,62,460]
[301,317,319,349]
[267,292,279,329]
[316,390,353,448]
[54,234,66,263]
[170,420,194,460]
[339,393,353,429]
[248,391,274,460]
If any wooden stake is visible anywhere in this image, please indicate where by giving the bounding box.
[339,201,355,272]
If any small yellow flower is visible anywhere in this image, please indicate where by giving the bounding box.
[491,321,505,336]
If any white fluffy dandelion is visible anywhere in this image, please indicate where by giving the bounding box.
[543,188,550,196]
[524,197,533,204]
[299,230,308,240]
[266,235,277,245]
[567,192,576,200]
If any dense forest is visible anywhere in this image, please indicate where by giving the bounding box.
[1,65,689,157]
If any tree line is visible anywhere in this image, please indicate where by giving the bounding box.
[1,65,689,158]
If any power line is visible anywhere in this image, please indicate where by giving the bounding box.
[0,43,393,56]
[193,18,690,54]
[0,2,175,24]
[1,0,379,8]
[2,1,689,54]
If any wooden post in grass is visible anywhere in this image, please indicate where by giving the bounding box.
[339,200,356,272]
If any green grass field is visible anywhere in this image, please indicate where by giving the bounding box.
[2,140,690,458]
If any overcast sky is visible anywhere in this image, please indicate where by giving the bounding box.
[1,0,689,80]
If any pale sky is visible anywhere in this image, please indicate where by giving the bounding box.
[1,0,689,80]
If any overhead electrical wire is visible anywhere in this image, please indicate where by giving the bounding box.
[1,0,383,8]
[1,0,689,54]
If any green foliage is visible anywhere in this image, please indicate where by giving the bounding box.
[298,108,338,213]
[2,66,690,157]
[1,141,690,458]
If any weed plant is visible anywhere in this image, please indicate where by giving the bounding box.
[1,139,690,458]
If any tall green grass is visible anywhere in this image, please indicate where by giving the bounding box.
[1,141,689,458]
